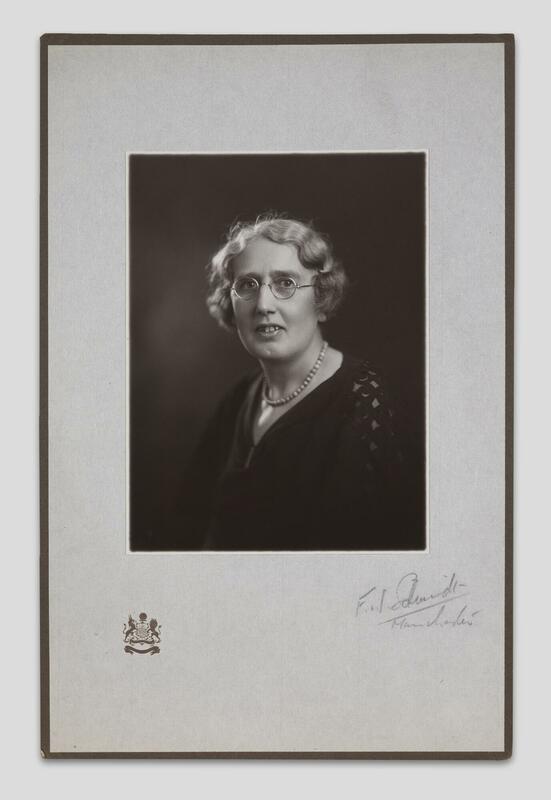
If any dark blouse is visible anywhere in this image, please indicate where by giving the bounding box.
[179,354,422,550]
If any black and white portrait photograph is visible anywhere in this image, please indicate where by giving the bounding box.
[128,153,426,551]
[35,29,518,763]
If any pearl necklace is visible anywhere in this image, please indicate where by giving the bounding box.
[263,341,328,406]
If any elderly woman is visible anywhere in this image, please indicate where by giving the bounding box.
[181,214,409,550]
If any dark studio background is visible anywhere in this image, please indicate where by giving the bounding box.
[129,153,426,550]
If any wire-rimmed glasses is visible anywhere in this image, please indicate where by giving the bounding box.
[231,275,315,301]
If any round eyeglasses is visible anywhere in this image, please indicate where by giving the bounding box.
[231,276,315,301]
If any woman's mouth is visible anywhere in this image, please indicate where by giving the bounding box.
[255,324,284,338]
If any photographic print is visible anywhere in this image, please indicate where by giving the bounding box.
[128,152,426,551]
[42,35,513,758]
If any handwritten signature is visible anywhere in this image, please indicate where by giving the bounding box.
[356,572,482,629]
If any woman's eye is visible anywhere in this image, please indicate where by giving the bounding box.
[237,278,257,289]
[276,278,294,289]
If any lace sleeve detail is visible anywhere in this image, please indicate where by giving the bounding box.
[347,361,402,478]
[324,360,406,547]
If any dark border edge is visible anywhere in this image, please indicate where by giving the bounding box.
[503,33,515,762]
[42,750,511,760]
[39,32,514,46]
[39,31,514,762]
[40,35,51,759]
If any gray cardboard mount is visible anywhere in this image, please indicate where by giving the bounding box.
[41,35,513,758]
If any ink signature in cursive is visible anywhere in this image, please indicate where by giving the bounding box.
[356,572,482,629]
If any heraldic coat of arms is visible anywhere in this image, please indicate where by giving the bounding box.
[123,612,161,655]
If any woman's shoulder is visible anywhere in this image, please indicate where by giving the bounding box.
[339,353,389,399]
[214,368,261,419]
[337,353,396,433]
[332,354,402,482]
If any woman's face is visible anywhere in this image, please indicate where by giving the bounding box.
[230,237,323,363]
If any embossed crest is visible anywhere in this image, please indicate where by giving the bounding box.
[123,612,161,655]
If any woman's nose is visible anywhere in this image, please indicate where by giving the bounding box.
[254,283,275,313]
